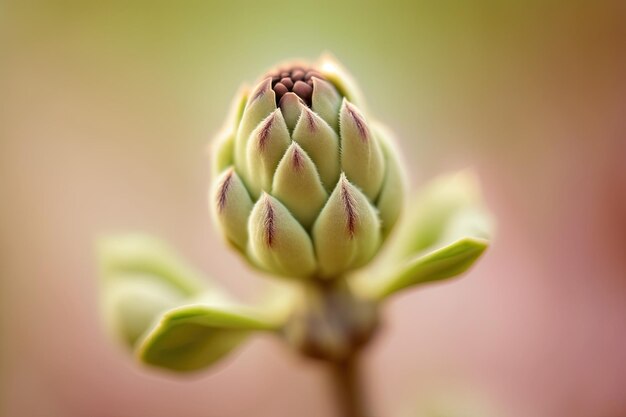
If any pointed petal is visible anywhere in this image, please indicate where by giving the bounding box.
[312,174,381,278]
[339,99,385,200]
[246,109,291,198]
[210,84,250,178]
[210,129,235,178]
[278,92,304,132]
[226,84,249,131]
[317,52,366,109]
[210,169,254,251]
[248,194,317,278]
[272,143,328,229]
[234,78,276,183]
[311,77,341,131]
[373,123,407,237]
[292,107,340,192]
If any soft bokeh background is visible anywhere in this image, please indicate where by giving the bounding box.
[2,1,625,416]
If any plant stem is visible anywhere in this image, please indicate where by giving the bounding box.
[327,354,369,417]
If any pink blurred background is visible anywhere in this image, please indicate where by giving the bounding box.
[1,2,625,416]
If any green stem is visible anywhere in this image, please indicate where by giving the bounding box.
[327,354,369,417]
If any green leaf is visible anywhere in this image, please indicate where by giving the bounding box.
[367,237,489,301]
[98,234,211,347]
[98,234,207,296]
[97,234,292,372]
[391,171,492,260]
[136,300,280,372]
[102,275,186,347]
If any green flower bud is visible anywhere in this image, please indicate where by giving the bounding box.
[209,55,407,280]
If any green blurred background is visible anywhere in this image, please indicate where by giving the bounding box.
[1,1,625,417]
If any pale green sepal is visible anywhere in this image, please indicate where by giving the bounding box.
[210,84,249,177]
[98,234,207,296]
[392,171,489,260]
[272,143,328,230]
[136,298,279,372]
[226,84,249,130]
[312,174,381,278]
[311,77,341,131]
[373,123,407,238]
[366,237,488,301]
[102,276,185,347]
[339,99,385,201]
[210,168,254,251]
[248,193,317,278]
[278,92,303,133]
[234,78,276,183]
[210,129,235,178]
[317,52,366,109]
[292,107,340,193]
[246,109,291,198]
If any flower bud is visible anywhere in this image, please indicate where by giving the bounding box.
[209,55,407,280]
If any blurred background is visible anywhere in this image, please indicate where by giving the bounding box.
[1,1,626,416]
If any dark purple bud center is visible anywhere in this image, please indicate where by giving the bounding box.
[270,67,325,107]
